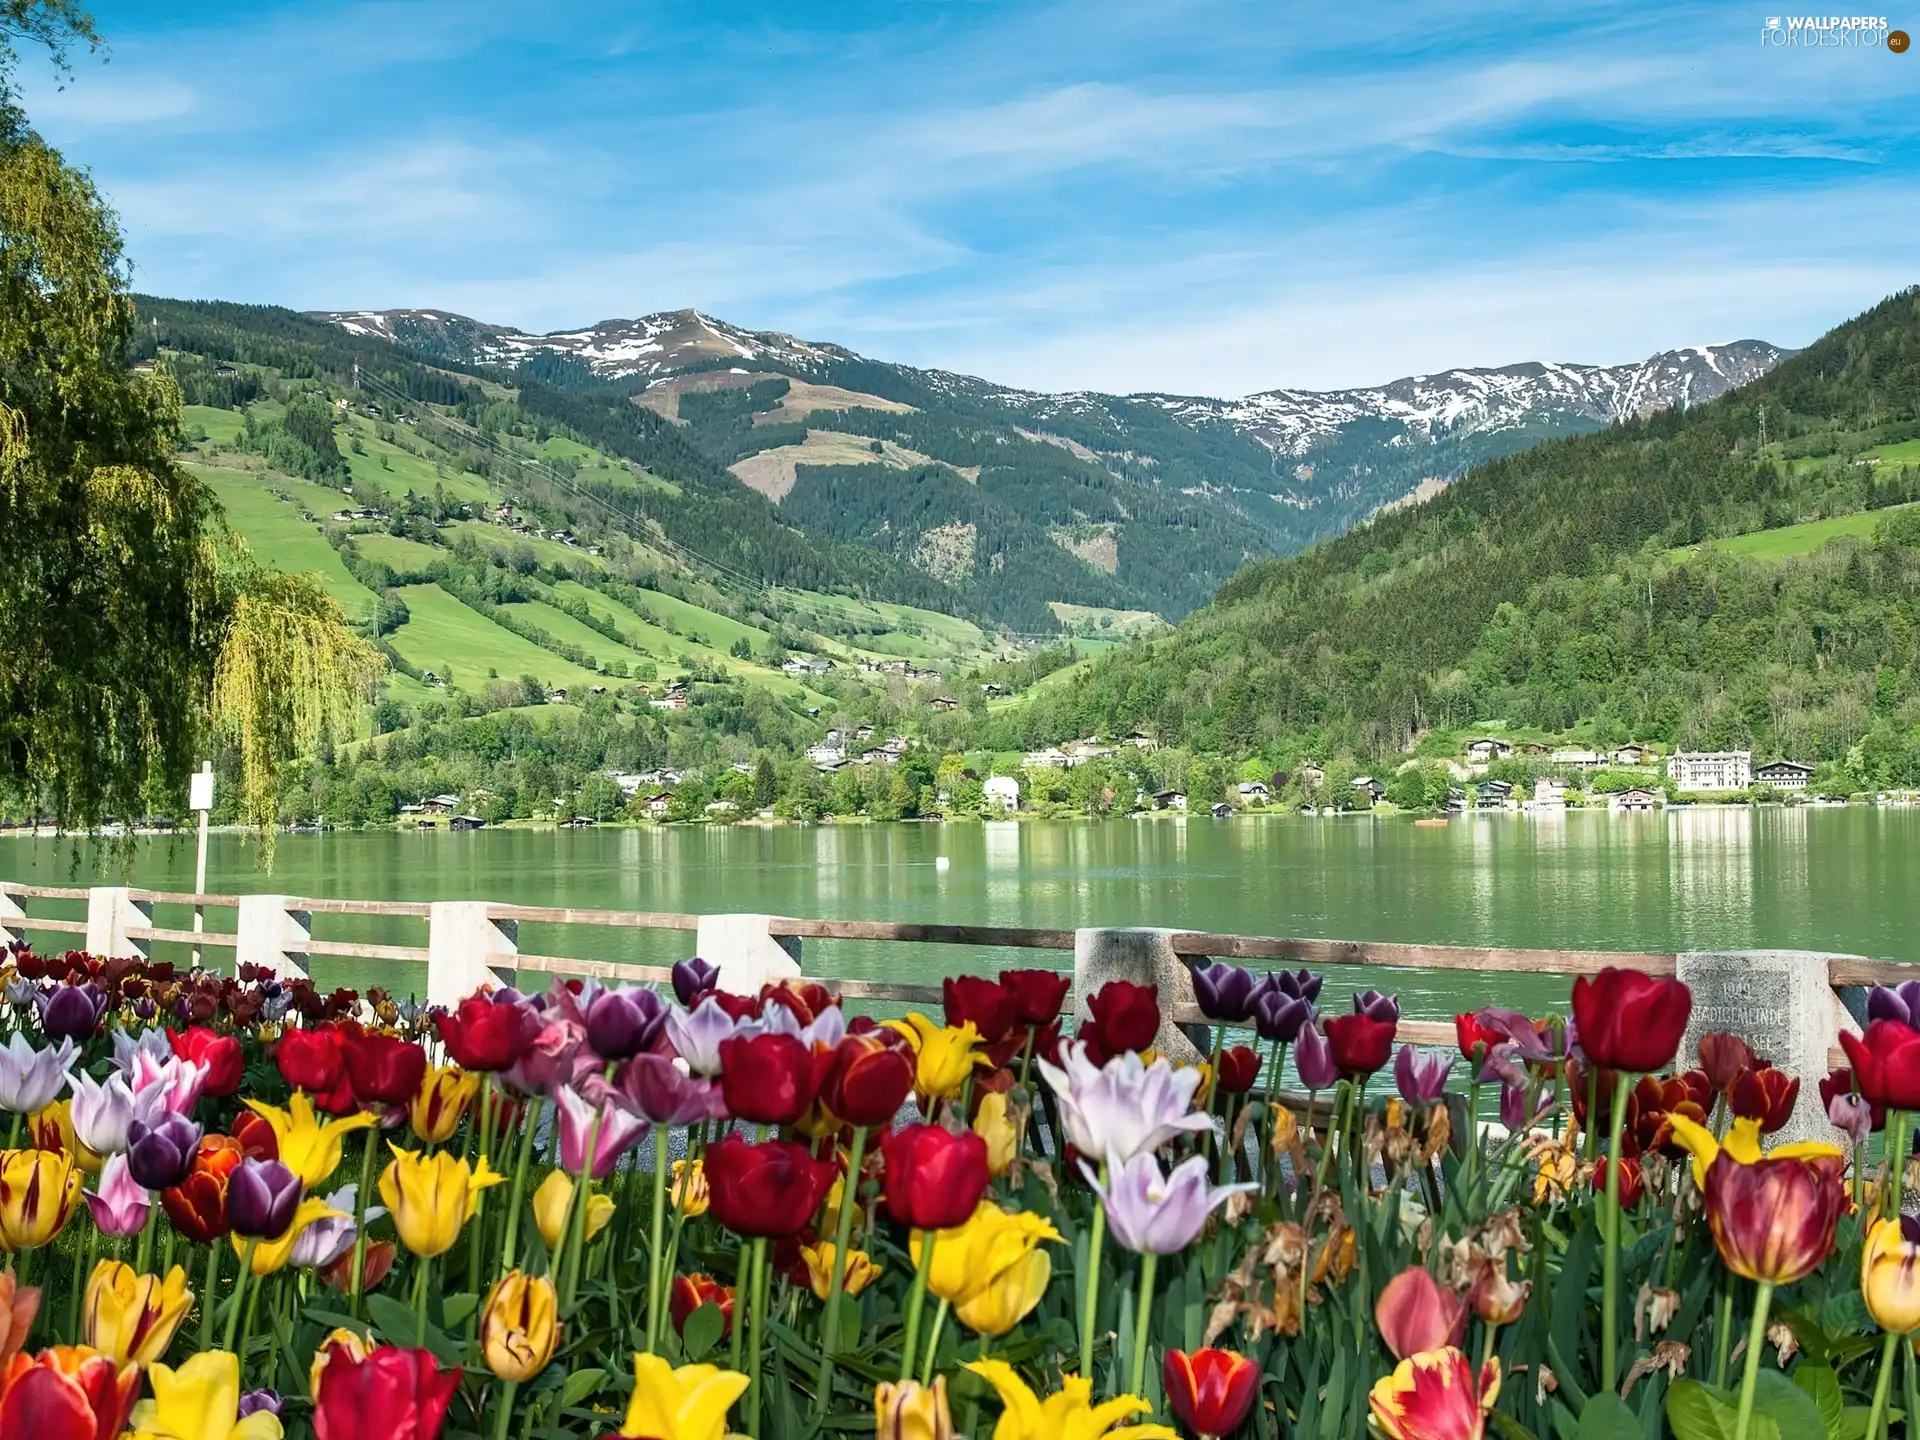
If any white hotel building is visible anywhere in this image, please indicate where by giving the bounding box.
[1666,750,1752,792]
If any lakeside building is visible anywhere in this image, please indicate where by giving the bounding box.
[983,776,1020,813]
[1754,760,1815,791]
[1667,750,1752,791]
[1612,786,1662,811]
[1529,777,1567,810]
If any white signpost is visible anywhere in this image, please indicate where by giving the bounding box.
[189,762,214,967]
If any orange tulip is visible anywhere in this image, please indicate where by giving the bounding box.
[1375,1267,1466,1361]
[0,1345,140,1439]
[1369,1347,1500,1440]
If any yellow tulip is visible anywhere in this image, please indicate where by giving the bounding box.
[964,1360,1177,1440]
[1666,1112,1842,1192]
[83,1260,193,1367]
[409,1065,479,1144]
[0,1146,81,1250]
[973,1091,1017,1177]
[533,1169,615,1251]
[876,1377,954,1439]
[481,1270,561,1382]
[309,1326,370,1402]
[800,1242,882,1300]
[818,1168,860,1238]
[232,1197,345,1276]
[672,1157,709,1218]
[127,1348,284,1440]
[617,1352,750,1440]
[379,1145,505,1257]
[244,1092,376,1189]
[911,1203,1061,1335]
[887,1014,984,1103]
[1863,1216,1920,1333]
[29,1100,102,1174]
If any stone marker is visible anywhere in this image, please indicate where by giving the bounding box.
[1072,927,1207,1064]
[696,914,802,995]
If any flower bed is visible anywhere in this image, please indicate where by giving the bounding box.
[0,941,1907,1439]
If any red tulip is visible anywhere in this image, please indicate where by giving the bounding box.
[1163,1348,1259,1438]
[314,1343,460,1440]
[168,1026,245,1097]
[718,1033,831,1126]
[881,1123,990,1232]
[231,1110,279,1162]
[1841,1021,1920,1111]
[822,1035,915,1129]
[276,1025,354,1111]
[1570,968,1692,1073]
[1374,1266,1467,1361]
[1594,1152,1645,1210]
[1369,1347,1499,1440]
[1454,1012,1500,1064]
[704,1137,837,1239]
[998,968,1070,1027]
[1729,1065,1799,1135]
[1631,1074,1706,1158]
[944,977,1023,1064]
[435,995,534,1073]
[1704,1150,1846,1285]
[1216,1045,1261,1094]
[324,1240,396,1296]
[159,1134,245,1243]
[0,1346,140,1440]
[1325,1014,1396,1078]
[1696,1032,1756,1093]
[669,1273,734,1338]
[1087,980,1160,1055]
[339,1026,429,1108]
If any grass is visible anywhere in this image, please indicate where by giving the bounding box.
[1048,601,1167,638]
[442,521,606,572]
[382,585,606,692]
[191,466,378,619]
[496,599,660,673]
[1698,503,1916,561]
[352,533,448,574]
[181,405,247,445]
[341,421,497,505]
[548,580,809,696]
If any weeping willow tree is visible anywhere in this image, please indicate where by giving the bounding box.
[0,3,381,841]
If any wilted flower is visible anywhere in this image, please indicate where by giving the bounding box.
[1393,1046,1451,1105]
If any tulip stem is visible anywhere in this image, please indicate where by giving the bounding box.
[645,1124,670,1354]
[498,1095,543,1272]
[729,1238,751,1376]
[198,1238,222,1350]
[134,1195,160,1276]
[491,1379,519,1440]
[1903,1329,1920,1440]
[223,1240,257,1354]
[1600,1069,1631,1393]
[1128,1251,1159,1404]
[920,1297,949,1387]
[413,1252,433,1345]
[1712,1285,1735,1390]
[561,1103,606,1308]
[349,1125,377,1317]
[746,1235,768,1438]
[1865,1329,1898,1440]
[1886,1110,1909,1221]
[1079,1170,1107,1378]
[467,1076,496,1308]
[1732,1280,1775,1440]
[812,1123,869,1414]
[899,1228,937,1383]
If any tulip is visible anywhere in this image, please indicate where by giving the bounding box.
[0,1345,141,1439]
[1252,987,1312,1045]
[876,1377,954,1439]
[998,968,1070,1027]
[435,993,535,1072]
[1086,1150,1252,1255]
[882,1123,991,1232]
[705,1136,836,1239]
[1188,963,1257,1024]
[532,1170,613,1250]
[1697,1032,1757,1092]
[1295,1022,1339,1090]
[1664,1111,1842,1192]
[963,1360,1174,1440]
[481,1270,561,1382]
[160,1135,245,1244]
[378,1145,505,1257]
[83,1153,150,1239]
[888,1014,984,1105]
[1831,1093,1873,1147]
[40,983,105,1042]
[69,1071,135,1156]
[1215,1045,1259,1094]
[1036,1044,1211,1163]
[1376,1266,1469,1361]
[1163,1349,1259,1439]
[665,996,745,1077]
[585,985,669,1062]
[112,1027,174,1079]
[1729,1065,1799,1133]
[670,1273,734,1339]
[321,1240,396,1297]
[169,1026,247,1098]
[289,1185,377,1271]
[554,1084,648,1180]
[408,1066,478,1144]
[1868,980,1920,1029]
[0,1033,75,1114]
[672,1158,709,1217]
[617,1053,727,1126]
[1369,1347,1501,1440]
[1324,1013,1396,1077]
[1593,1153,1644,1210]
[1842,1020,1920,1112]
[239,1389,283,1420]
[613,1354,750,1439]
[0,1146,82,1248]
[1570,969,1692,1074]
[822,1034,915,1128]
[1704,1147,1846,1286]
[231,1195,345,1277]
[227,1158,302,1239]
[242,1092,374,1189]
[1454,1011,1502,1066]
[274,1026,353,1112]
[1394,1046,1451,1105]
[943,977,1019,1048]
[124,1349,282,1440]
[307,1328,371,1404]
[913,1203,1059,1336]
[973,1090,1018,1175]
[339,1027,428,1108]
[1087,979,1160,1054]
[311,1344,461,1440]
[82,1260,192,1367]
[1467,1259,1531,1327]
[671,957,721,1006]
[0,1271,35,1369]
[800,1241,882,1299]
[231,1111,279,1162]
[1862,1215,1920,1334]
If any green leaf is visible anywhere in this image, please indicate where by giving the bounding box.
[1489,1411,1543,1440]
[440,1291,478,1329]
[683,1302,725,1362]
[1667,1380,1741,1440]
[1752,1369,1827,1439]
[1577,1392,1641,1439]
[1793,1363,1846,1439]
[365,1294,418,1344]
[560,1367,609,1410]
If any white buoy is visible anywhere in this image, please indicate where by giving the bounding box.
[935,856,951,871]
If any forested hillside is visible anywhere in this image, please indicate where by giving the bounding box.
[1005,288,1920,779]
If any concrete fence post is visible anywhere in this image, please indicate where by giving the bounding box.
[0,884,24,949]
[235,895,311,981]
[695,914,802,995]
[1677,949,1861,1145]
[426,903,518,1008]
[85,886,151,960]
[1072,927,1207,1064]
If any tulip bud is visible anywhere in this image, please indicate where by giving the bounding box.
[875,1377,954,1440]
[1863,1216,1920,1334]
[671,957,720,1006]
[481,1270,562,1382]
[126,1113,202,1190]
[1466,1259,1532,1327]
[228,1158,302,1239]
[533,1169,614,1250]
[670,1272,734,1337]
[800,1242,883,1300]
[82,1259,193,1366]
[1163,1348,1260,1440]
[409,1065,479,1144]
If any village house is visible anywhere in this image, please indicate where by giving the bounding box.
[981,683,1009,698]
[1124,731,1158,751]
[418,794,460,816]
[1466,738,1512,763]
[1550,749,1604,770]
[1754,760,1814,791]
[1298,762,1325,790]
[1612,743,1653,765]
[1612,786,1662,811]
[930,696,958,711]
[983,775,1021,813]
[1236,780,1272,803]
[1024,747,1071,770]
[642,792,675,818]
[1149,790,1187,811]
[1530,777,1567,809]
[1667,750,1752,792]
[1476,779,1514,809]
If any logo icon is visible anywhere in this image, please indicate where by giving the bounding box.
[1890,27,1911,49]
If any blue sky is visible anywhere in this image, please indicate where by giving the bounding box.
[20,1,1920,395]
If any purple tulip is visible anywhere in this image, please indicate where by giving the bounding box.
[1868,982,1920,1030]
[1393,1045,1452,1105]
[290,1185,377,1269]
[1270,968,1324,1004]
[127,1052,209,1121]
[672,958,721,1006]
[1500,1082,1529,1130]
[1353,989,1401,1024]
[83,1153,151,1238]
[125,1112,202,1190]
[229,1158,303,1239]
[1829,1093,1873,1147]
[1035,1044,1212,1163]
[555,1083,648,1180]
[71,1069,136,1155]
[665,996,747,1076]
[615,1053,728,1126]
[39,983,105,1043]
[1253,988,1313,1044]
[238,1391,284,1420]
[585,985,669,1062]
[1082,1150,1254,1254]
[0,1033,75,1115]
[111,1027,174,1081]
[1294,1023,1338,1090]
[1189,963,1257,1023]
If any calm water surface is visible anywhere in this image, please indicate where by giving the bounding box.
[4,807,1914,1021]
